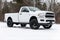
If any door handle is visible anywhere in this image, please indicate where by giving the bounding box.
[20,13,22,15]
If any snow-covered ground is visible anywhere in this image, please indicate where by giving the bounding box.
[0,22,60,40]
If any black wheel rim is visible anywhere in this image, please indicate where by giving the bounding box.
[45,24,51,27]
[32,22,37,28]
[7,19,12,26]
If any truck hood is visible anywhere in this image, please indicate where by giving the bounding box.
[35,10,54,14]
[30,10,54,16]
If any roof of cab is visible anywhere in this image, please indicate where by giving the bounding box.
[21,6,34,8]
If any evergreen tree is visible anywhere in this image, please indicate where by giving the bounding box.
[2,1,9,13]
[13,0,23,3]
[42,3,47,10]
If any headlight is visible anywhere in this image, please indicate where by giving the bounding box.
[38,13,45,18]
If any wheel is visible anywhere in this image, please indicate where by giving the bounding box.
[30,19,40,29]
[43,24,52,29]
[21,24,26,27]
[7,18,13,27]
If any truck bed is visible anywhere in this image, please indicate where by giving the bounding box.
[4,13,19,22]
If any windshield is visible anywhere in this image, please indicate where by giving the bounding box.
[29,7,40,12]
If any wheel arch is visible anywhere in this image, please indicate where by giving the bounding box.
[29,16,38,22]
[7,17,13,21]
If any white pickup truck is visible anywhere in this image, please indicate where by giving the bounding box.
[4,6,55,29]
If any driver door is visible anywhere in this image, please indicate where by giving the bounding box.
[19,7,30,23]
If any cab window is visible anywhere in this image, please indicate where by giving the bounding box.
[21,8,29,12]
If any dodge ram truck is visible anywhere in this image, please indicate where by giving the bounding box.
[4,6,55,29]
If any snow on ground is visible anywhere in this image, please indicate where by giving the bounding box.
[0,22,60,40]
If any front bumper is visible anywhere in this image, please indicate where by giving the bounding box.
[37,18,55,24]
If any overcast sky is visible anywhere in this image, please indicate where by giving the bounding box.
[42,0,60,3]
[7,0,12,2]
[2,0,13,2]
[57,0,60,2]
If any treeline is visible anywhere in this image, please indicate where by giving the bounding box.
[0,0,60,23]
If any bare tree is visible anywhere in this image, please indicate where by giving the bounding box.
[48,0,56,11]
[0,0,2,10]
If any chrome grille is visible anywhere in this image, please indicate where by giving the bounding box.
[45,13,54,18]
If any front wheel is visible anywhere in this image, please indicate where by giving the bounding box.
[30,19,40,29]
[43,24,52,29]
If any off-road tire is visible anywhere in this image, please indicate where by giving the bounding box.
[30,19,40,29]
[7,18,13,27]
[43,24,52,29]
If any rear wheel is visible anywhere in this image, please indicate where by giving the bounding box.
[30,19,40,29]
[7,18,13,27]
[21,24,26,27]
